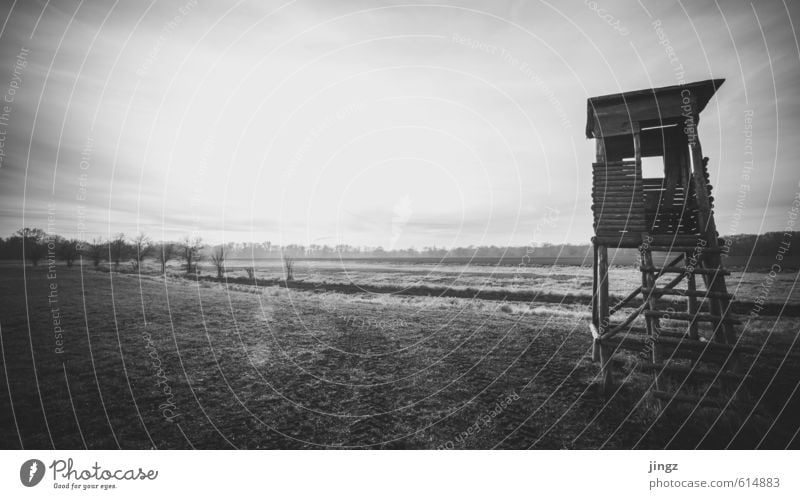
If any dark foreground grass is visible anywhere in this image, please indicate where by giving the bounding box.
[0,266,797,449]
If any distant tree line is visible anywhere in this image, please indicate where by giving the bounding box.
[0,229,798,271]
[0,228,208,275]
[721,232,800,258]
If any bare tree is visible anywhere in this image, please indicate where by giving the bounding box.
[210,245,226,279]
[180,235,203,275]
[244,266,255,281]
[86,238,106,268]
[57,238,80,268]
[15,227,46,266]
[283,255,294,281]
[130,233,151,271]
[82,237,108,268]
[109,233,129,270]
[154,242,176,274]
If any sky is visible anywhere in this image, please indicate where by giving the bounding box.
[0,0,798,248]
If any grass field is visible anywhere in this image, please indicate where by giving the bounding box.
[198,257,800,305]
[1,261,798,449]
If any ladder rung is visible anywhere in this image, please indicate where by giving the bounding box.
[644,310,741,324]
[642,266,730,276]
[642,287,734,299]
[638,362,747,381]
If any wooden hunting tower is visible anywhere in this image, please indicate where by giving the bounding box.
[587,79,744,406]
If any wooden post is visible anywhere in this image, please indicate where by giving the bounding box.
[632,124,645,241]
[599,245,610,332]
[686,95,735,345]
[597,244,613,394]
[689,149,733,343]
[641,240,662,395]
[592,244,599,363]
[592,137,606,365]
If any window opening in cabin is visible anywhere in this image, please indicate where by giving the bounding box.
[640,156,664,179]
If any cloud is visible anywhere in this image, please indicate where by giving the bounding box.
[0,0,797,246]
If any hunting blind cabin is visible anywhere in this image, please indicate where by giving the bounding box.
[586,79,746,407]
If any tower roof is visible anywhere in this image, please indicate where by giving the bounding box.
[585,79,725,139]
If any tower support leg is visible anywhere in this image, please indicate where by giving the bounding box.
[597,244,613,395]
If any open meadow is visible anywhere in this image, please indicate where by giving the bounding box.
[214,256,800,306]
[1,259,798,449]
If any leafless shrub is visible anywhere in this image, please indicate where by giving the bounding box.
[180,236,203,275]
[16,227,46,266]
[154,242,176,274]
[109,233,129,270]
[57,238,80,268]
[130,233,151,270]
[210,245,226,279]
[283,256,294,281]
[87,238,106,268]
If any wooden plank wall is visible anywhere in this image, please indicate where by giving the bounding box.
[642,179,700,235]
[592,160,646,238]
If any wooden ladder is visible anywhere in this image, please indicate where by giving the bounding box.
[638,241,745,408]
